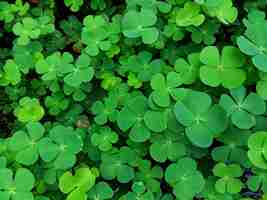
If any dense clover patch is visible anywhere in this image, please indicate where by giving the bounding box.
[1,0,267,200]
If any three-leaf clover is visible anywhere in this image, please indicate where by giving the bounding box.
[14,97,45,123]
[88,182,113,200]
[211,127,251,167]
[247,132,267,169]
[81,15,110,56]
[174,53,201,85]
[175,2,205,27]
[13,17,41,45]
[45,92,69,116]
[63,54,94,88]
[38,125,83,169]
[187,20,220,45]
[213,163,243,194]
[135,159,163,193]
[174,90,228,148]
[0,168,35,200]
[91,126,119,151]
[0,60,21,86]
[149,132,186,163]
[237,10,267,72]
[203,0,238,24]
[8,122,45,165]
[13,41,43,74]
[165,157,205,199]
[91,97,118,125]
[35,52,74,81]
[117,95,151,142]
[120,51,164,82]
[59,167,98,200]
[199,46,246,89]
[219,87,266,129]
[122,9,159,44]
[150,72,183,107]
[100,147,137,183]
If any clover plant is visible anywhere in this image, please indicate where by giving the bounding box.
[213,162,243,194]
[0,168,35,200]
[174,90,228,147]
[165,157,205,199]
[220,86,266,129]
[0,1,267,200]
[59,167,98,200]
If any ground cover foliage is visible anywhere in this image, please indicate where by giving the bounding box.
[1,0,267,200]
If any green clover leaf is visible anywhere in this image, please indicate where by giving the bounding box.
[211,127,251,167]
[237,10,267,72]
[37,16,55,35]
[64,0,84,12]
[213,163,243,194]
[8,122,45,165]
[198,176,233,200]
[81,15,111,56]
[248,132,267,169]
[14,97,45,123]
[126,0,171,14]
[59,167,98,200]
[120,181,154,200]
[0,157,6,169]
[0,2,15,23]
[117,95,151,142]
[203,0,238,24]
[63,54,94,88]
[91,126,118,151]
[88,182,113,200]
[13,41,43,74]
[163,22,185,41]
[200,46,246,89]
[247,168,267,193]
[35,52,74,81]
[90,0,106,11]
[150,72,183,107]
[127,72,143,88]
[91,96,118,125]
[257,72,267,100]
[175,2,205,27]
[13,17,41,45]
[120,51,164,82]
[144,110,168,132]
[0,60,21,86]
[0,168,35,200]
[175,52,201,85]
[38,125,83,169]
[45,92,69,116]
[135,159,163,193]
[219,87,266,129]
[187,20,220,45]
[165,157,205,199]
[149,132,186,163]
[100,147,136,183]
[122,9,159,44]
[60,16,82,44]
[174,90,228,148]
